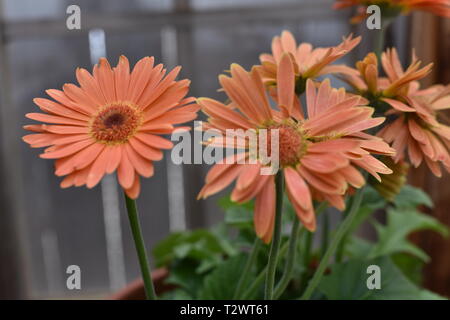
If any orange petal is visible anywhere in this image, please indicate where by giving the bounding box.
[254,177,275,240]
[114,55,131,101]
[276,53,295,115]
[117,151,135,189]
[284,167,312,211]
[125,177,141,199]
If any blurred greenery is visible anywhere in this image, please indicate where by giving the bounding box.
[317,256,445,300]
[154,183,448,300]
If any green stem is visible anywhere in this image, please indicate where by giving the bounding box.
[124,193,156,300]
[233,238,261,299]
[298,203,328,291]
[264,171,284,300]
[335,196,354,263]
[273,219,300,299]
[374,18,393,59]
[303,230,313,266]
[320,211,330,258]
[374,27,386,59]
[300,187,365,300]
[241,242,289,300]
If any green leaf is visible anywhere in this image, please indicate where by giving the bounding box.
[165,259,204,297]
[318,256,446,300]
[153,229,237,272]
[198,254,254,299]
[219,195,255,230]
[347,186,387,234]
[159,288,193,300]
[152,233,185,267]
[345,236,373,259]
[391,253,424,285]
[219,196,253,211]
[224,205,254,227]
[368,208,448,262]
[393,185,433,209]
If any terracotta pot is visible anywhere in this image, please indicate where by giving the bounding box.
[109,268,175,300]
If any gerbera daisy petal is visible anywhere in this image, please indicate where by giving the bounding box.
[254,178,276,240]
[125,144,155,178]
[76,67,107,106]
[128,137,163,161]
[86,147,111,188]
[117,151,135,190]
[231,174,271,203]
[61,142,105,173]
[26,113,87,126]
[40,139,94,159]
[125,176,141,199]
[33,98,90,121]
[276,53,295,115]
[127,56,155,102]
[113,55,131,101]
[284,167,312,211]
[106,145,123,174]
[198,164,242,199]
[94,58,116,102]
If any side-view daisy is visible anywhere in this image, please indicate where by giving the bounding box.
[198,54,394,242]
[257,30,361,93]
[23,56,199,198]
[341,48,450,176]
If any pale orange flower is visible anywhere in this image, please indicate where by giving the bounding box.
[258,30,361,92]
[342,49,433,98]
[334,0,450,23]
[378,83,450,176]
[197,54,393,242]
[23,56,198,198]
[341,48,450,175]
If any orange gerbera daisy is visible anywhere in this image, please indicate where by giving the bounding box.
[258,31,361,93]
[334,0,450,23]
[23,56,198,198]
[341,48,450,175]
[342,49,433,98]
[197,54,394,242]
[378,83,450,176]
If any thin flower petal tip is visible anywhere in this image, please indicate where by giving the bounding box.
[199,63,392,241]
[23,55,198,199]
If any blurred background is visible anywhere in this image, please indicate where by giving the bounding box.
[0,0,448,299]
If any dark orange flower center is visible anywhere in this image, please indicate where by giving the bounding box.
[91,104,141,144]
[266,124,305,167]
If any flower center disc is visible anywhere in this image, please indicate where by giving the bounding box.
[91,104,140,144]
[266,125,304,167]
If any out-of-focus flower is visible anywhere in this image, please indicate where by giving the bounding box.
[23,56,198,198]
[343,49,433,99]
[197,54,393,242]
[370,156,409,201]
[334,0,450,23]
[342,48,450,176]
[258,30,361,94]
[378,83,450,176]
